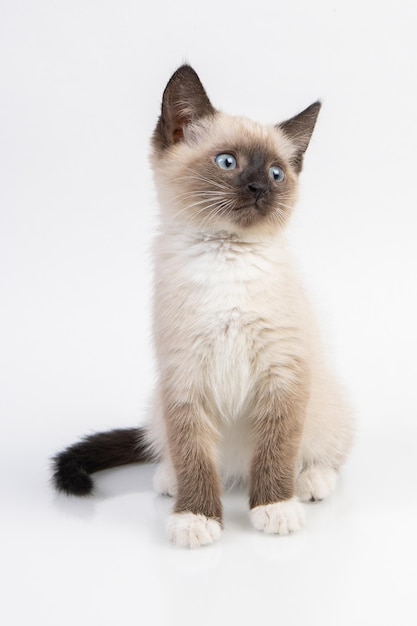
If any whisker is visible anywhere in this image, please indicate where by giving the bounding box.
[173,190,235,204]
[176,172,234,192]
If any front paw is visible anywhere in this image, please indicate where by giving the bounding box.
[167,512,222,548]
[250,498,305,535]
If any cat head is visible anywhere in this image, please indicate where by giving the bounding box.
[151,65,320,237]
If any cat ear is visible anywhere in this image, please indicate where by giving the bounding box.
[153,64,215,150]
[277,102,321,173]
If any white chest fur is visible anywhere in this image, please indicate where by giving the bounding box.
[153,229,306,422]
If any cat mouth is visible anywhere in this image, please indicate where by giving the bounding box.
[234,202,269,215]
[230,202,272,227]
[234,202,259,211]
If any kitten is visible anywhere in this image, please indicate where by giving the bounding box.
[53,65,354,548]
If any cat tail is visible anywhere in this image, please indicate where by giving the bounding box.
[52,427,155,497]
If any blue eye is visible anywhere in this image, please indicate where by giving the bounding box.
[214,153,237,170]
[269,166,285,183]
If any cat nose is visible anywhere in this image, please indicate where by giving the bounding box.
[247,182,268,199]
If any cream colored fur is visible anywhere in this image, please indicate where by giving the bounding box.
[145,110,354,547]
[167,512,222,548]
[250,498,305,534]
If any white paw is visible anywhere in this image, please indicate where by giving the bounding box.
[153,461,177,497]
[167,512,222,548]
[296,466,338,502]
[250,498,305,535]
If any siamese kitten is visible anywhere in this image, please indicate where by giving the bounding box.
[53,65,354,548]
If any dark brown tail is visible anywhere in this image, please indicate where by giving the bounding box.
[52,427,154,496]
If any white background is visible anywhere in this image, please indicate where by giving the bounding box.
[1,1,416,624]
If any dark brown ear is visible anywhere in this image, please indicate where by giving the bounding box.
[277,102,321,173]
[153,65,215,151]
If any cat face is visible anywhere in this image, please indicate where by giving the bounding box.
[151,65,320,237]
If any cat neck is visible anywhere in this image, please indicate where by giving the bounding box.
[159,221,286,249]
[154,222,291,278]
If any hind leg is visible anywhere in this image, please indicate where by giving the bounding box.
[153,456,177,497]
[146,391,178,497]
[297,376,355,502]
